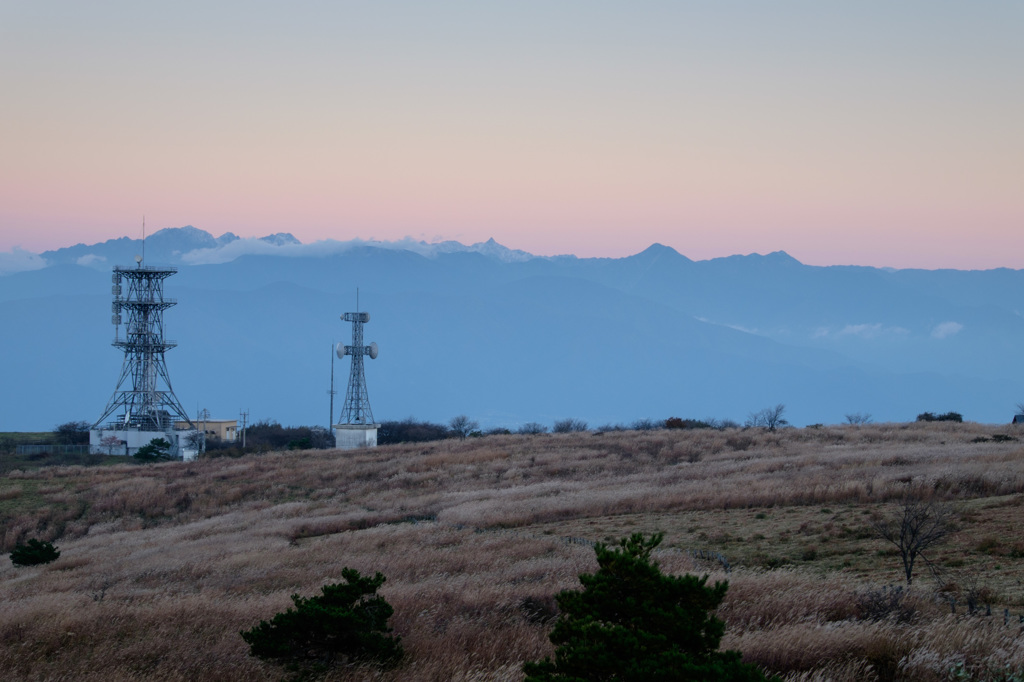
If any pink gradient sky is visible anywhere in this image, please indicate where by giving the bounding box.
[2,2,1022,269]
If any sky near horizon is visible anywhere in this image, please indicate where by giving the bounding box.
[2,2,1022,269]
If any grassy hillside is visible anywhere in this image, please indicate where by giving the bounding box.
[0,433,123,475]
[2,423,1024,680]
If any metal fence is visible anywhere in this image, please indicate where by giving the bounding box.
[15,444,92,455]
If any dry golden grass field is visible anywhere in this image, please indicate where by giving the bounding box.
[2,422,1024,681]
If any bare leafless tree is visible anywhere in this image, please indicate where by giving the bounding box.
[746,404,788,431]
[871,496,955,585]
[448,415,479,439]
[845,412,873,425]
[99,435,123,455]
[184,430,205,452]
[552,418,588,433]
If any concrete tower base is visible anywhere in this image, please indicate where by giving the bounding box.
[89,428,197,459]
[333,424,379,450]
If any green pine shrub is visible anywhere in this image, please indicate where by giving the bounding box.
[240,568,402,674]
[134,437,174,461]
[10,539,61,566]
[523,532,780,682]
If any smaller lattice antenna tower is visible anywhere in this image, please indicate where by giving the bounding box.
[333,289,380,449]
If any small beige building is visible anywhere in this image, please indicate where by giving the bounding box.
[175,419,238,442]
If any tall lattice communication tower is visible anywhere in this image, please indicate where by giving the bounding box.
[93,255,193,434]
[333,306,380,449]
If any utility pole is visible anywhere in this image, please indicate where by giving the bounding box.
[239,409,249,449]
[198,407,210,453]
[328,342,337,430]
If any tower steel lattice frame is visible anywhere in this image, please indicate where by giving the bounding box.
[93,264,194,431]
[337,312,378,425]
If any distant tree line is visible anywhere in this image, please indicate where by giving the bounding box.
[916,411,963,423]
[377,418,452,444]
[375,414,751,446]
[203,420,333,457]
[42,401,1006,458]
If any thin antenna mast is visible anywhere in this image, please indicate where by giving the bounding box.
[239,409,249,448]
[328,343,336,430]
[141,216,146,266]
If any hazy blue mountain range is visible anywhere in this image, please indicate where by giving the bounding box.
[2,227,1022,432]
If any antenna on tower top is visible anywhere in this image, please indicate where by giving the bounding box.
[141,216,146,266]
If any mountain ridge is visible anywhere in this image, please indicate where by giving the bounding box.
[1,228,1022,431]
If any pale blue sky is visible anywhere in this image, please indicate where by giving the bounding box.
[2,1,1022,267]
